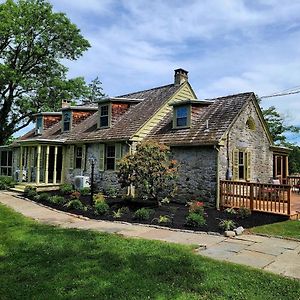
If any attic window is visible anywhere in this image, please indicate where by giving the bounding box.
[173,105,190,128]
[63,111,71,131]
[36,116,43,134]
[99,104,110,128]
[246,117,256,131]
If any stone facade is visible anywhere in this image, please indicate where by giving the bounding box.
[171,146,218,204]
[218,100,273,182]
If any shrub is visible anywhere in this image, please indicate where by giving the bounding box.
[80,187,90,196]
[66,199,86,210]
[24,186,36,197]
[33,194,41,202]
[94,200,109,215]
[237,206,251,219]
[133,208,154,221]
[152,215,172,224]
[188,200,204,214]
[219,219,236,231]
[59,183,73,195]
[112,208,123,219]
[39,193,50,202]
[225,207,237,215]
[70,191,81,200]
[93,192,106,203]
[105,186,118,198]
[49,195,66,205]
[185,213,206,227]
[0,176,16,190]
[26,189,38,200]
[117,140,178,205]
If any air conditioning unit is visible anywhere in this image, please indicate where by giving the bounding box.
[74,176,90,190]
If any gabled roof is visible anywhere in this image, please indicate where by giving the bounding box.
[148,92,255,146]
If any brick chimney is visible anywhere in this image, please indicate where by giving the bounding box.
[61,99,71,108]
[174,68,188,85]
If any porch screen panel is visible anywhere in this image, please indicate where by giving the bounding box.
[115,143,122,170]
[99,143,105,171]
[232,149,239,181]
[246,150,251,181]
[69,145,74,170]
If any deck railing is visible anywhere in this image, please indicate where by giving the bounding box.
[220,180,291,215]
[287,176,300,193]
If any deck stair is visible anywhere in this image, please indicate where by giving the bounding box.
[10,183,61,193]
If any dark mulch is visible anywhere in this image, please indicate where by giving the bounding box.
[31,191,289,233]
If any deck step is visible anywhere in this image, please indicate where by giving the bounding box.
[290,212,300,220]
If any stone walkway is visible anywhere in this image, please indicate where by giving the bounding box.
[0,191,300,280]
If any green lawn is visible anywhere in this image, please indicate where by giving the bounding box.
[0,204,299,300]
[251,220,300,240]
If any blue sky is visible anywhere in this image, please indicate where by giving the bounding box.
[18,1,300,143]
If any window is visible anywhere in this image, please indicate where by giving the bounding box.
[233,149,251,181]
[174,106,189,128]
[106,145,115,170]
[75,146,83,169]
[36,116,43,134]
[99,105,109,128]
[0,150,12,176]
[63,111,71,131]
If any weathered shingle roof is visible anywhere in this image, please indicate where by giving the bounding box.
[148,92,254,145]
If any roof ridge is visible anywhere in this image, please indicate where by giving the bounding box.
[115,83,174,98]
[204,91,254,102]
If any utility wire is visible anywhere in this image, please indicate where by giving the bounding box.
[260,89,300,99]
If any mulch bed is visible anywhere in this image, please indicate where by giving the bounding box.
[31,191,289,233]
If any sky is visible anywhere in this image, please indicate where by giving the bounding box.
[17,0,300,143]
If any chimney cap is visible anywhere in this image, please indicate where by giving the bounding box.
[174,68,189,85]
[174,68,189,75]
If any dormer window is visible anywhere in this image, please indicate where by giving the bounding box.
[36,116,43,135]
[99,104,110,128]
[173,105,191,128]
[63,111,71,131]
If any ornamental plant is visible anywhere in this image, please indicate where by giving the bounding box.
[188,201,204,214]
[117,140,178,205]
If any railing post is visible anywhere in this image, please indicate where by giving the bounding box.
[287,186,291,216]
[250,183,254,211]
[220,181,223,208]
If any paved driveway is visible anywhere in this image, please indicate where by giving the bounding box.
[0,191,299,280]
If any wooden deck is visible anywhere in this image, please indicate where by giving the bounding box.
[220,180,300,219]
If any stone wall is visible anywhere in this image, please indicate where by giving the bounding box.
[171,146,218,204]
[218,100,273,182]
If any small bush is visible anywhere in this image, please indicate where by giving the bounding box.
[24,186,36,197]
[133,208,154,221]
[66,199,86,210]
[105,186,118,198]
[0,176,15,190]
[33,194,41,202]
[112,208,123,219]
[152,215,172,224]
[93,192,106,203]
[219,219,236,231]
[94,200,109,215]
[80,187,90,196]
[70,191,81,200]
[224,207,237,215]
[187,201,204,214]
[39,193,50,202]
[27,189,38,200]
[237,206,251,219]
[49,195,66,205]
[185,212,206,227]
[59,183,73,195]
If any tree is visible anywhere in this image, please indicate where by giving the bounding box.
[288,145,300,174]
[83,76,106,104]
[117,141,178,205]
[0,0,91,145]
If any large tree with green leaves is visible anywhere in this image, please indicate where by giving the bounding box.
[0,0,93,145]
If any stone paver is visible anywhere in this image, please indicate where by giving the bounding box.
[1,191,300,280]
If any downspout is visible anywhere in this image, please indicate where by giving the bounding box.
[214,144,221,210]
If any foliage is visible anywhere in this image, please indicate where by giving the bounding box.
[26,189,38,200]
[23,186,36,198]
[49,195,66,205]
[185,213,206,227]
[66,199,86,211]
[1,204,300,300]
[288,144,300,174]
[237,206,252,219]
[104,186,118,198]
[70,190,81,200]
[218,219,236,231]
[224,207,237,215]
[133,208,154,221]
[93,192,106,203]
[83,76,106,104]
[152,215,172,224]
[112,206,130,219]
[94,200,109,215]
[0,0,96,145]
[80,187,91,196]
[59,183,73,195]
[187,200,204,214]
[0,176,15,190]
[118,141,178,205]
[38,193,50,202]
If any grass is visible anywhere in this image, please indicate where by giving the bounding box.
[0,204,299,300]
[251,220,300,240]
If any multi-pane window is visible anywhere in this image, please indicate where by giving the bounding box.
[75,146,83,169]
[175,106,188,127]
[0,150,12,176]
[63,111,71,131]
[106,145,115,170]
[36,116,43,134]
[100,105,109,128]
[238,152,245,180]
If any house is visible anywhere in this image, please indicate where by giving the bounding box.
[7,69,288,206]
